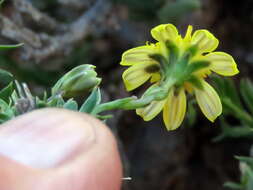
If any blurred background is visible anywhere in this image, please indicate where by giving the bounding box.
[1,0,253,189]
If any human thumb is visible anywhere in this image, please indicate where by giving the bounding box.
[0,108,122,190]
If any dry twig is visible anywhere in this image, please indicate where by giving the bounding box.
[0,0,112,63]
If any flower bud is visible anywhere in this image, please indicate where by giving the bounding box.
[52,64,101,98]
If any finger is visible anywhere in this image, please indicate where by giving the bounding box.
[0,108,122,190]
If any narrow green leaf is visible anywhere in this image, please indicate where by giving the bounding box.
[0,113,10,121]
[96,114,113,120]
[222,98,253,126]
[56,97,65,107]
[223,126,253,138]
[224,182,243,189]
[11,90,19,103]
[0,99,15,122]
[213,117,253,141]
[165,40,179,64]
[47,95,64,107]
[0,69,13,84]
[149,53,168,72]
[0,82,13,103]
[240,79,253,115]
[223,79,242,109]
[211,76,226,97]
[244,166,253,187]
[79,88,101,113]
[186,60,210,74]
[236,156,253,168]
[0,43,23,49]
[35,97,47,108]
[186,45,198,57]
[0,98,9,109]
[187,75,203,90]
[63,99,78,111]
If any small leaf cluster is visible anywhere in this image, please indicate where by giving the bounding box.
[225,156,253,190]
[206,77,253,190]
[0,65,105,124]
[211,77,253,140]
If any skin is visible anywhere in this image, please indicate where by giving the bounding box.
[0,108,122,190]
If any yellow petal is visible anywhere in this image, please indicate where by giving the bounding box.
[191,30,219,53]
[184,25,193,42]
[136,99,166,121]
[150,73,161,83]
[122,63,152,91]
[120,45,157,66]
[195,81,222,122]
[151,24,178,42]
[184,82,194,94]
[163,88,187,130]
[206,52,239,76]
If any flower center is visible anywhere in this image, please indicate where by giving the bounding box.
[149,41,211,91]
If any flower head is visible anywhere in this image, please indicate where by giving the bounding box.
[120,23,239,130]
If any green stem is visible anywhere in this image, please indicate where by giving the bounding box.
[93,96,154,114]
[94,78,176,114]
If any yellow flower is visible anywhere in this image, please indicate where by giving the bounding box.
[120,24,239,130]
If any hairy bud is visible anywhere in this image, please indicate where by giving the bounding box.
[52,64,101,98]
